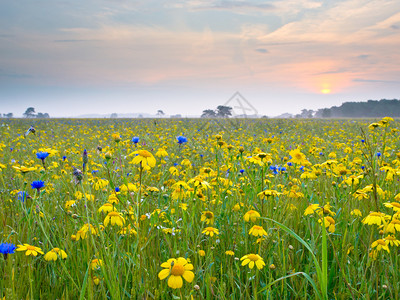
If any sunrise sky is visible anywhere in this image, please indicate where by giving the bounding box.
[0,0,399,117]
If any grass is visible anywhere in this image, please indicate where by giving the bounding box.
[0,117,398,299]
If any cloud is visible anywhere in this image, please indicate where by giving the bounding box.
[53,39,100,43]
[0,69,33,79]
[353,78,400,84]
[255,48,268,53]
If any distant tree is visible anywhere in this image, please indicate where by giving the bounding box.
[23,107,36,118]
[299,109,314,118]
[216,106,232,118]
[157,110,165,117]
[170,114,182,118]
[201,109,217,118]
[110,113,118,118]
[321,108,332,118]
[36,112,50,118]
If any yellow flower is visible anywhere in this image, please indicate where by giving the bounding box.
[118,225,137,236]
[384,219,400,233]
[240,254,265,270]
[119,183,137,194]
[112,133,121,142]
[130,150,156,169]
[371,239,390,253]
[249,225,268,237]
[384,202,400,212]
[75,224,99,241]
[385,235,400,247]
[155,148,168,157]
[368,122,380,130]
[104,211,125,227]
[90,258,103,270]
[202,227,219,237]
[158,257,194,289]
[289,149,307,165]
[362,212,388,226]
[304,204,321,216]
[65,200,76,209]
[201,211,215,224]
[350,209,362,217]
[198,250,205,256]
[93,178,109,190]
[225,250,235,256]
[12,165,36,173]
[92,276,101,285]
[44,248,68,261]
[98,203,116,214]
[257,189,281,199]
[319,216,336,233]
[243,210,260,222]
[16,244,44,256]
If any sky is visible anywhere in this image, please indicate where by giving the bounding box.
[0,0,399,117]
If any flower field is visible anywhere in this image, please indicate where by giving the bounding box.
[0,117,399,299]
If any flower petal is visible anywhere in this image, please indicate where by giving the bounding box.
[168,275,183,289]
[158,269,170,280]
[182,271,194,283]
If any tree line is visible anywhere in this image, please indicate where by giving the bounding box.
[0,107,50,118]
[314,99,400,118]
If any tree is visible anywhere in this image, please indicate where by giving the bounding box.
[216,106,232,118]
[110,113,118,118]
[36,112,50,118]
[156,110,165,117]
[23,107,36,118]
[201,109,217,118]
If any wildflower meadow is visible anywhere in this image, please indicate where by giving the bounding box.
[0,117,399,299]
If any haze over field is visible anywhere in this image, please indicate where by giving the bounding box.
[0,0,399,117]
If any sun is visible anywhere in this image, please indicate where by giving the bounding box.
[321,88,331,94]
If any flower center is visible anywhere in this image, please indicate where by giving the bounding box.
[108,212,120,217]
[205,212,213,219]
[377,240,386,246]
[139,150,151,158]
[26,245,36,251]
[171,264,185,276]
[247,254,259,261]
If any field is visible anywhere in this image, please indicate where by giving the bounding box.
[0,117,398,299]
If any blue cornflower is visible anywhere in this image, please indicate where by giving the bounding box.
[31,180,45,191]
[174,163,178,167]
[287,162,293,167]
[132,137,140,144]
[18,191,28,202]
[270,165,278,175]
[239,169,245,174]
[376,152,382,158]
[36,152,49,161]
[0,243,16,258]
[361,139,365,143]
[177,136,188,144]
[62,155,67,161]
[299,166,305,172]
[361,166,365,170]
[319,152,323,156]
[115,187,120,192]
